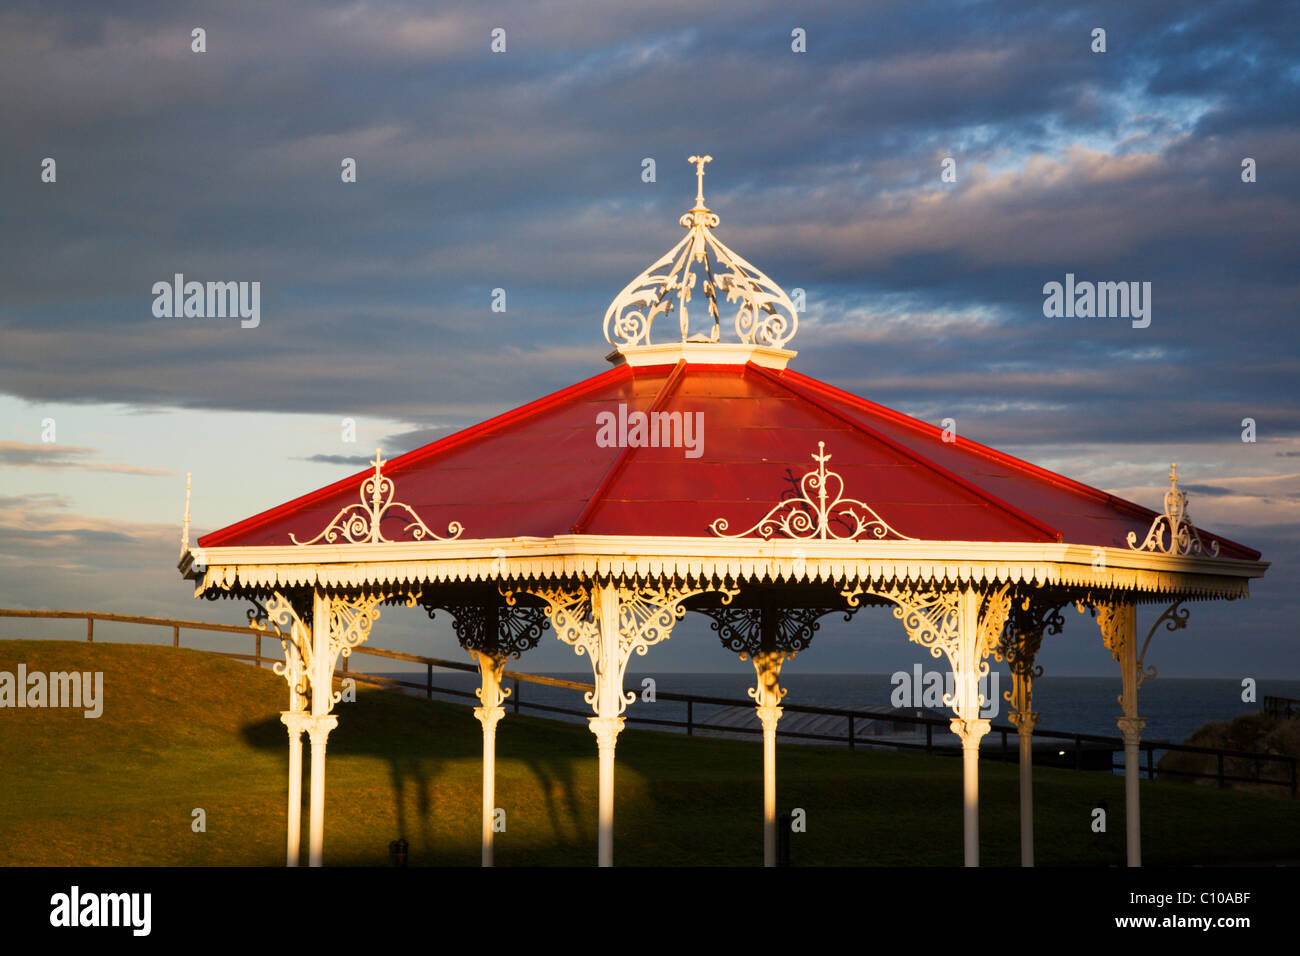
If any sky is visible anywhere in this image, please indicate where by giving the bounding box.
[1,0,1297,681]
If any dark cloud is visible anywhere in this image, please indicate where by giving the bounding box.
[0,0,1295,446]
[1183,483,1236,497]
[301,453,374,467]
[0,1,1296,674]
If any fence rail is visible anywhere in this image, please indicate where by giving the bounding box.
[1265,695,1300,720]
[3,607,1295,797]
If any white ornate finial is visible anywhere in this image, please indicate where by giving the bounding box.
[180,472,192,558]
[709,443,916,541]
[603,155,799,351]
[368,448,386,511]
[291,448,463,545]
[688,154,712,206]
[1127,462,1219,557]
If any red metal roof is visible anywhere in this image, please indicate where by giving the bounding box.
[198,360,1260,560]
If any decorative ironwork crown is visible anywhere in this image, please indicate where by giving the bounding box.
[1127,463,1219,557]
[603,155,799,350]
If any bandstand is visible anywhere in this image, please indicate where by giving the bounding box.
[180,156,1267,868]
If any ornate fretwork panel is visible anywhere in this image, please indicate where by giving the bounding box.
[997,593,1067,680]
[249,589,415,715]
[518,580,734,719]
[996,591,1067,718]
[1090,600,1134,665]
[844,583,962,661]
[513,584,597,653]
[421,599,549,661]
[1080,595,1178,710]
[322,593,394,686]
[697,603,855,659]
[844,582,1010,718]
[978,585,1014,661]
[249,591,313,702]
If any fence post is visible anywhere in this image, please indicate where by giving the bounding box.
[426,664,433,700]
[848,715,854,751]
[173,625,180,648]
[255,633,261,666]
[86,617,93,642]
[513,678,520,714]
[686,700,693,737]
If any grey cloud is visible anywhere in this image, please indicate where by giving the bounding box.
[0,442,172,475]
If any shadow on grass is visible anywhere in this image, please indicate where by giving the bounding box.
[239,685,597,862]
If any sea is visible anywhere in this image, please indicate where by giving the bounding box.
[361,668,1300,751]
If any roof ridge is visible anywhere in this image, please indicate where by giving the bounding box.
[569,360,688,533]
[748,363,1063,543]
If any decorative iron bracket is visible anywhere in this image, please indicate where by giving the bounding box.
[711,442,916,541]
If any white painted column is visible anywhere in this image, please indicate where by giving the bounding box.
[279,711,310,867]
[472,651,507,867]
[952,588,989,868]
[278,617,309,868]
[538,578,698,867]
[1118,715,1144,866]
[750,650,785,868]
[307,590,336,868]
[951,717,990,866]
[591,583,623,868]
[1008,695,1039,867]
[1115,600,1145,867]
[305,714,337,867]
[590,716,620,867]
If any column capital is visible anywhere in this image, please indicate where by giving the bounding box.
[588,715,624,749]
[1116,715,1146,742]
[304,713,339,746]
[474,706,506,733]
[755,703,784,733]
[950,717,991,746]
[1007,710,1040,732]
[280,710,313,736]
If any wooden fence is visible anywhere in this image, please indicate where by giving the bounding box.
[2,607,1295,796]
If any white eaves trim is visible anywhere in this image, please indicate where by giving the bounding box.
[183,535,1267,600]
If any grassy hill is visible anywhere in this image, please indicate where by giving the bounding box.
[1,639,1298,866]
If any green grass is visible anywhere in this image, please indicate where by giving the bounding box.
[2,639,1298,866]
